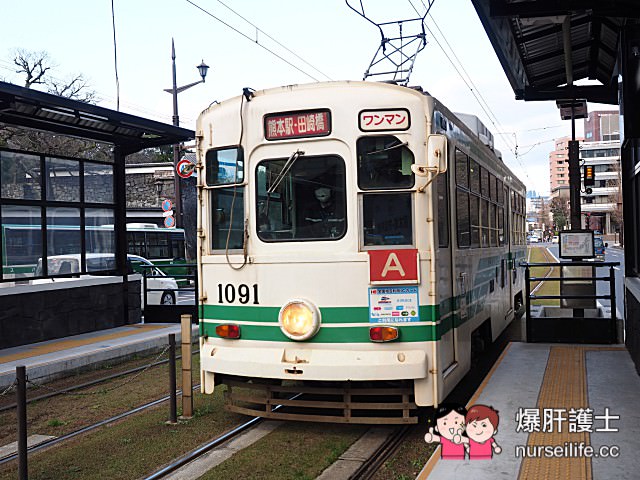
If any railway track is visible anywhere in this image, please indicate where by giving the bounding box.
[143,415,265,480]
[0,347,199,413]
[348,425,413,480]
[0,384,201,466]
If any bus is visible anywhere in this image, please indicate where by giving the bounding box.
[1,222,185,279]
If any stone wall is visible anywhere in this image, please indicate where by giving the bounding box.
[0,278,141,349]
[126,166,175,209]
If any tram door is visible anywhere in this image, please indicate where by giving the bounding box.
[436,172,456,371]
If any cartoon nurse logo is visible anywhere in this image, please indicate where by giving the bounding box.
[425,403,502,460]
[454,404,502,460]
[424,404,468,460]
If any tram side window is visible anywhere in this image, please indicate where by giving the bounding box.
[469,160,480,194]
[455,149,468,188]
[490,203,498,246]
[357,136,414,190]
[256,155,346,242]
[205,147,244,185]
[480,199,489,246]
[211,188,245,250]
[469,194,480,248]
[456,189,470,247]
[498,205,505,246]
[436,172,449,248]
[480,167,489,198]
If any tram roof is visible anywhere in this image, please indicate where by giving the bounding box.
[471,1,639,105]
[0,81,194,154]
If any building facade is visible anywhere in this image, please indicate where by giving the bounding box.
[580,140,622,237]
[584,110,620,142]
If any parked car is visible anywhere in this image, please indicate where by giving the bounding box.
[594,237,607,261]
[127,254,178,305]
[34,253,178,305]
[552,235,559,244]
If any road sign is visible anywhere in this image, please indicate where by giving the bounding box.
[164,215,176,228]
[162,210,174,217]
[176,159,196,178]
[161,198,173,212]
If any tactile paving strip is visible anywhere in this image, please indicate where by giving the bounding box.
[518,346,591,480]
[0,324,166,363]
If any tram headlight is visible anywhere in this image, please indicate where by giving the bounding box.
[278,299,321,341]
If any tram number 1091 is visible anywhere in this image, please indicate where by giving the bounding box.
[217,283,259,304]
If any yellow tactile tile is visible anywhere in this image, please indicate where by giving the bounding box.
[518,346,591,480]
[0,324,166,363]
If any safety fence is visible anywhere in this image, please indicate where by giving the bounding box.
[520,260,620,343]
[0,318,196,480]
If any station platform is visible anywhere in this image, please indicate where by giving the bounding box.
[417,342,639,480]
[0,323,197,389]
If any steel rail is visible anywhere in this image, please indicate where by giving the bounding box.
[348,425,412,480]
[143,394,301,479]
[0,349,199,413]
[0,384,199,466]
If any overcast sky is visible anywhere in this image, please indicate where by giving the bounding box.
[0,0,617,195]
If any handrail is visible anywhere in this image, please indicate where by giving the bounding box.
[520,260,619,343]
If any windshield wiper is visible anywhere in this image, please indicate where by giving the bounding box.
[364,141,408,156]
[267,149,305,194]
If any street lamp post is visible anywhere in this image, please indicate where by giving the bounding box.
[164,38,209,228]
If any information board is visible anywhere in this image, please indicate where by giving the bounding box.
[368,286,419,323]
[559,230,594,259]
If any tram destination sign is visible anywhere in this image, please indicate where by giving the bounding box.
[264,109,331,140]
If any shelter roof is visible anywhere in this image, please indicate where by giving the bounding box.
[471,1,639,104]
[0,81,194,154]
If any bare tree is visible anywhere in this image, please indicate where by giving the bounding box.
[550,197,569,231]
[1,49,100,156]
[48,75,96,103]
[12,48,52,88]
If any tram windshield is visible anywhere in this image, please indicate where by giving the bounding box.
[256,155,346,241]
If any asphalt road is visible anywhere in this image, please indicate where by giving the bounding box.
[542,242,624,318]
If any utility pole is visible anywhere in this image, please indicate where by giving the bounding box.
[164,39,209,228]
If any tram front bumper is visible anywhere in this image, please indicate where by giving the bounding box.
[200,342,428,393]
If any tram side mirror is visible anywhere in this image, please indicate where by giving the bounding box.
[412,134,448,177]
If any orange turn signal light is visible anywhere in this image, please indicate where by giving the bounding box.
[369,326,399,342]
[216,324,240,339]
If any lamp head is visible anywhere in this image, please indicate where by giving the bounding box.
[197,60,209,82]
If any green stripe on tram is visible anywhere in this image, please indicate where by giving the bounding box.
[201,304,444,343]
[202,304,439,324]
[201,321,440,343]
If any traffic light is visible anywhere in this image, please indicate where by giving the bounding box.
[583,165,595,187]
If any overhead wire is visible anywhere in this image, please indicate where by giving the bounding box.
[184,0,322,82]
[110,0,120,111]
[408,0,530,180]
[0,57,192,125]
[212,0,333,81]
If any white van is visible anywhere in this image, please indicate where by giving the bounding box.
[34,253,178,305]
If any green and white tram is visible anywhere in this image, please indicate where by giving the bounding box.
[197,81,526,423]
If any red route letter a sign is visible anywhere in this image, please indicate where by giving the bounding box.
[368,249,418,283]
